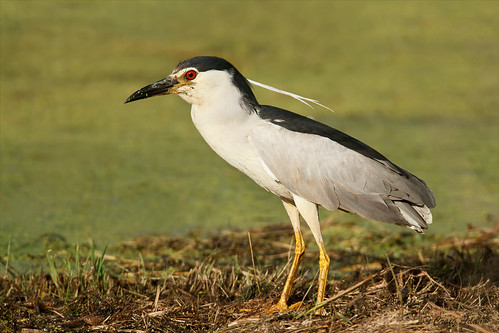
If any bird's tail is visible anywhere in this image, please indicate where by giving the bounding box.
[393,201,433,234]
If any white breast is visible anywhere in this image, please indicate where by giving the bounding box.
[190,104,291,199]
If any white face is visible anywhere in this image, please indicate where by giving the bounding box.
[170,67,242,106]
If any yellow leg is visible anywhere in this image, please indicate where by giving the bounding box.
[268,231,306,313]
[315,241,330,315]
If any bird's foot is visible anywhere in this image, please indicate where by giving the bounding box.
[266,301,303,314]
[314,307,327,316]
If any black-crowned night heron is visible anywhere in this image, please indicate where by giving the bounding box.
[125,56,436,315]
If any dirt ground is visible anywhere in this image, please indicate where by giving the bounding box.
[1,221,498,332]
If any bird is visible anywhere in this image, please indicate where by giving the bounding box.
[125,56,436,315]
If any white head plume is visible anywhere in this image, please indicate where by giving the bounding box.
[247,79,334,112]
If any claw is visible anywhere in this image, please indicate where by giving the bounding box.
[266,300,289,314]
[314,307,327,316]
[266,301,303,314]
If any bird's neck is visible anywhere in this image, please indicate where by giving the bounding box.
[188,79,255,125]
[190,95,251,126]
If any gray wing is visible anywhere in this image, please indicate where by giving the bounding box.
[249,122,436,232]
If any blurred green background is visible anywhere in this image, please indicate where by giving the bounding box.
[1,1,498,266]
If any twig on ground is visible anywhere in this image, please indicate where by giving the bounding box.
[296,271,380,318]
[247,232,261,294]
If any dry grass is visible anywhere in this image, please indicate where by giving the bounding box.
[1,221,498,332]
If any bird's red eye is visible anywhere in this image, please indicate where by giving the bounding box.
[185,70,197,80]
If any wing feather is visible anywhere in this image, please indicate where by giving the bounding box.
[249,121,435,229]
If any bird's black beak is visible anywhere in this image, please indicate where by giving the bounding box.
[125,77,179,104]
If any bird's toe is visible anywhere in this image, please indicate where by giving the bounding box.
[265,301,303,314]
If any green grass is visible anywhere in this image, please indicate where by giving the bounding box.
[1,1,498,268]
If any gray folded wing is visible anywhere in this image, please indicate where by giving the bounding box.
[249,123,435,232]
